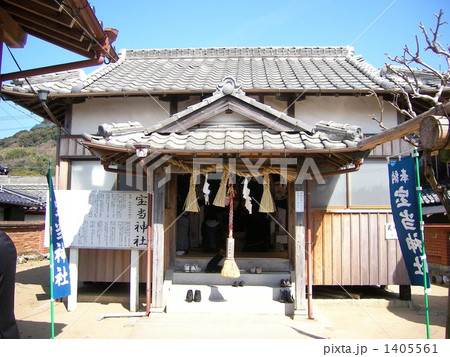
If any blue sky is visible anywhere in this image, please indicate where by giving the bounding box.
[1,0,449,139]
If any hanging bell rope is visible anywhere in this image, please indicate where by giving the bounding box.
[184,170,200,212]
[221,179,240,279]
[259,173,275,213]
[213,166,230,207]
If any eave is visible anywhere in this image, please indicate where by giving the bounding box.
[83,136,370,175]
[1,0,119,61]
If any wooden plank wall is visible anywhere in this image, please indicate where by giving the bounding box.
[78,249,147,283]
[59,136,95,158]
[310,211,410,286]
[369,137,413,157]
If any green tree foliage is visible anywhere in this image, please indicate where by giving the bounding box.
[0,123,57,176]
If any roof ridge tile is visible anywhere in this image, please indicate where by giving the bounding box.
[124,46,354,59]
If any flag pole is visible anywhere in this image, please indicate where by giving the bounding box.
[413,150,431,339]
[47,163,55,339]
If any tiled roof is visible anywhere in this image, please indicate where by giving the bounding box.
[3,46,402,95]
[89,125,360,152]
[0,186,45,208]
[5,70,86,94]
[380,65,444,91]
[421,185,450,207]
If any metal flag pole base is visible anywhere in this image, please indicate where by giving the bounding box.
[97,312,147,321]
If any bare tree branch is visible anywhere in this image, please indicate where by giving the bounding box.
[384,9,449,115]
[367,89,419,147]
[421,10,449,58]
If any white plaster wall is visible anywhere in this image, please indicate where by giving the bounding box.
[295,96,398,134]
[71,97,170,134]
[71,94,398,136]
[202,112,260,127]
[263,96,287,113]
[178,96,203,112]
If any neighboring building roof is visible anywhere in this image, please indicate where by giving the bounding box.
[0,186,45,208]
[0,176,48,203]
[380,65,444,92]
[421,185,450,216]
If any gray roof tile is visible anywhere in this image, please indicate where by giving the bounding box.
[96,126,363,152]
[0,187,45,208]
[5,46,431,96]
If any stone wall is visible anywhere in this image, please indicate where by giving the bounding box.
[0,221,47,255]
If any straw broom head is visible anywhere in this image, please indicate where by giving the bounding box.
[259,174,275,213]
[221,258,241,279]
[184,172,199,212]
[221,231,240,279]
[213,167,229,207]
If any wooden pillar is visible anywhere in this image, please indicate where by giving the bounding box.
[399,285,411,300]
[56,159,69,190]
[67,248,79,311]
[129,249,139,312]
[294,183,307,318]
[151,171,165,312]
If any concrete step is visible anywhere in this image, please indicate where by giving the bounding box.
[166,284,295,315]
[172,271,292,286]
[175,257,290,272]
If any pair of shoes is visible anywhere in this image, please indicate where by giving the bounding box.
[183,264,202,273]
[280,279,292,287]
[232,281,245,287]
[186,289,201,302]
[279,289,294,303]
[249,267,262,274]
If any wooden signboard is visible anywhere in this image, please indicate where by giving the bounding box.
[49,190,148,250]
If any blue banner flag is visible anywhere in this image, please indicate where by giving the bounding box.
[46,170,71,299]
[388,155,430,288]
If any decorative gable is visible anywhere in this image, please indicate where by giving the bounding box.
[145,77,315,134]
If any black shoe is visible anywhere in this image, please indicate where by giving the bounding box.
[286,290,294,303]
[232,281,239,287]
[186,289,193,303]
[194,290,201,302]
[279,289,286,303]
[284,279,292,287]
[238,281,245,287]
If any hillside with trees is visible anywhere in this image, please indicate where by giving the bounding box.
[0,123,57,176]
